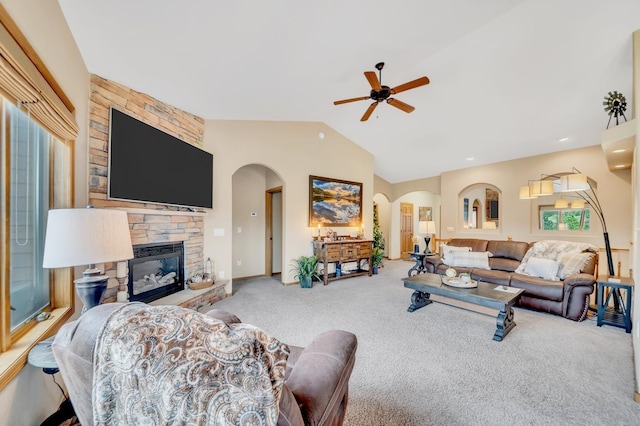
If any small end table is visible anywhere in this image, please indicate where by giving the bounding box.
[407,252,435,276]
[596,275,633,333]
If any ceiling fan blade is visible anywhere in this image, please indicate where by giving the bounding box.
[387,98,415,113]
[365,71,382,91]
[391,76,430,94]
[334,96,369,105]
[361,102,378,121]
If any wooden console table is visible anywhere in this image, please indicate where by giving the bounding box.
[313,239,373,285]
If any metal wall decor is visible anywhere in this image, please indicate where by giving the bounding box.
[603,91,627,129]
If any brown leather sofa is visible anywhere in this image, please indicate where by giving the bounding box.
[52,303,357,426]
[424,238,598,321]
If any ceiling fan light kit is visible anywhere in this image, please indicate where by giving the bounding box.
[333,62,430,121]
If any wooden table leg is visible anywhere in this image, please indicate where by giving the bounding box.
[493,305,516,341]
[408,291,432,312]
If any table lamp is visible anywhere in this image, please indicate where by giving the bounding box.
[419,221,436,254]
[43,207,133,312]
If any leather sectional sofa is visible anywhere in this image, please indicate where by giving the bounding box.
[424,238,598,321]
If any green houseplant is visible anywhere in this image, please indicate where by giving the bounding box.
[371,247,384,274]
[291,255,320,288]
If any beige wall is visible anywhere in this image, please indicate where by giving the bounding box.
[0,0,90,423]
[203,120,375,287]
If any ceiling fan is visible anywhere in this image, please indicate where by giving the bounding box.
[333,62,430,121]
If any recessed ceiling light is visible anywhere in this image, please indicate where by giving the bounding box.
[614,164,626,168]
[318,132,325,139]
[558,137,569,142]
[465,157,475,161]
[612,149,626,153]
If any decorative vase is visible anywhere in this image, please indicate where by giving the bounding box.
[372,266,379,275]
[300,276,313,288]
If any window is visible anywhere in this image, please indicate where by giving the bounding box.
[0,9,77,390]
[540,205,591,231]
[9,101,54,330]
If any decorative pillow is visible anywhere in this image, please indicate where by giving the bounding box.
[523,257,561,280]
[557,252,593,279]
[449,251,491,270]
[441,244,472,265]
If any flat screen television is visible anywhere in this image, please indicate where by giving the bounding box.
[108,108,213,209]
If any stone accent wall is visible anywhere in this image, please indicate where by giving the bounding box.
[87,74,207,302]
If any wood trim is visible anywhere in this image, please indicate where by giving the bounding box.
[0,307,72,390]
[0,4,75,114]
[634,391,640,404]
[0,101,8,353]
[265,186,282,277]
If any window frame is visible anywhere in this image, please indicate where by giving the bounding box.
[538,204,591,232]
[0,5,75,390]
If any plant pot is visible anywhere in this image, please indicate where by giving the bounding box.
[300,276,313,288]
[372,266,379,275]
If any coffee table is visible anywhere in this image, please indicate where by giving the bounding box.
[402,273,525,341]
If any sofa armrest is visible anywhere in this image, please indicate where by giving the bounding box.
[205,308,242,325]
[424,255,444,273]
[285,330,357,426]
[563,273,596,291]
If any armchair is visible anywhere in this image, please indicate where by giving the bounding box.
[52,303,357,426]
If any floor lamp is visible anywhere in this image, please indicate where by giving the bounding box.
[43,207,134,312]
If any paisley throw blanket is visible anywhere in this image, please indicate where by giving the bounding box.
[93,303,289,426]
[515,239,599,275]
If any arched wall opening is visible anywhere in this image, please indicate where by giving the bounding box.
[231,163,284,282]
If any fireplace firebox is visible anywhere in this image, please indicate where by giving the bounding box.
[128,242,184,303]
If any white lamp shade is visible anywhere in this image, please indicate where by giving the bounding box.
[554,199,569,208]
[557,174,590,192]
[570,200,586,209]
[43,208,134,268]
[482,221,497,230]
[419,221,436,234]
[529,180,554,197]
[519,186,536,199]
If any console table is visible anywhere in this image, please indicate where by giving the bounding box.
[313,239,373,285]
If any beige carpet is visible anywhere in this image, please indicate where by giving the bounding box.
[212,260,640,425]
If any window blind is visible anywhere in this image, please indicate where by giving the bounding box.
[0,22,78,141]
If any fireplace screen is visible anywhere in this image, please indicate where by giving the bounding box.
[129,242,184,303]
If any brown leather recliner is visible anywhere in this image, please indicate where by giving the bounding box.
[52,303,357,426]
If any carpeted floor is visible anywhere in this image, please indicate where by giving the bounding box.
[212,259,640,425]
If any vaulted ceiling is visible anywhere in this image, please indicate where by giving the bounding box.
[58,0,640,183]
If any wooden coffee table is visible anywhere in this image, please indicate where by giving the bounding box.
[402,273,525,341]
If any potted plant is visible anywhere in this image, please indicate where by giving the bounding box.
[291,255,320,288]
[371,247,384,274]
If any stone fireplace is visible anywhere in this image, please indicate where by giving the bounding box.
[129,242,185,303]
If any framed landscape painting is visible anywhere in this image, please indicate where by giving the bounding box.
[309,175,362,226]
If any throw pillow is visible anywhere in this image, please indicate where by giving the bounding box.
[441,244,472,265]
[557,252,593,279]
[523,257,561,280]
[449,251,491,270]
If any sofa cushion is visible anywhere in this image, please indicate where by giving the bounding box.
[523,257,561,280]
[470,269,512,286]
[446,239,489,252]
[557,252,595,279]
[486,240,530,262]
[510,274,564,301]
[449,251,491,269]
[441,244,471,265]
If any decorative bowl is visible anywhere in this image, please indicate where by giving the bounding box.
[445,267,457,278]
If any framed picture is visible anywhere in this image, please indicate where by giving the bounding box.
[309,175,362,226]
[419,206,432,222]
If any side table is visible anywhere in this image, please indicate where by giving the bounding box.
[596,275,633,333]
[28,336,76,426]
[407,252,435,276]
